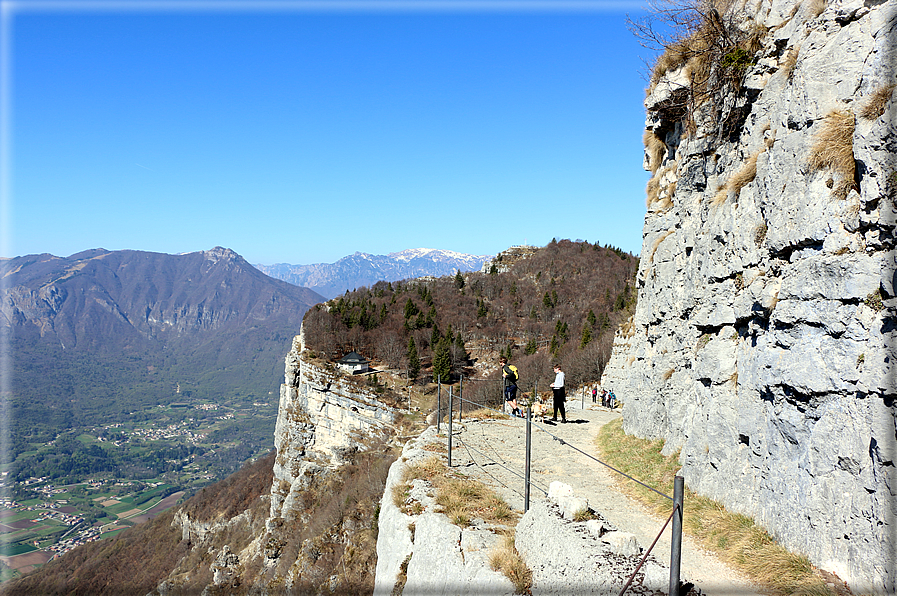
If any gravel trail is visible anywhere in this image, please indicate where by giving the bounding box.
[442,403,761,596]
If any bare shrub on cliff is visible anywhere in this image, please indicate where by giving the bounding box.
[808,110,857,199]
[629,0,768,138]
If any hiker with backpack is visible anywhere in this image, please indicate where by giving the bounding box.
[499,356,523,418]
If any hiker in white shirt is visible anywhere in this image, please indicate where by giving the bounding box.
[549,363,567,423]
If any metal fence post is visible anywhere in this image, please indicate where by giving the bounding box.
[447,387,453,468]
[525,404,532,512]
[437,375,441,434]
[459,375,463,422]
[669,475,684,596]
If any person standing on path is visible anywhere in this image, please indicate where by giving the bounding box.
[549,363,566,423]
[500,356,522,418]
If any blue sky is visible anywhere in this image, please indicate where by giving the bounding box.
[3,0,656,266]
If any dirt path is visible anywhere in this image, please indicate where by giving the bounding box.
[443,403,761,596]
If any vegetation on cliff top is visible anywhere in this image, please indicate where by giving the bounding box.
[303,239,638,406]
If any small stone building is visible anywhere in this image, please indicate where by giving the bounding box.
[337,351,370,374]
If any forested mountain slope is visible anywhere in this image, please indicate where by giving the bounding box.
[303,239,638,399]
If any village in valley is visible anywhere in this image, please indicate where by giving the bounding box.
[0,395,278,580]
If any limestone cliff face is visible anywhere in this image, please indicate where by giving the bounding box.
[601,0,896,592]
[152,329,398,595]
[269,328,397,521]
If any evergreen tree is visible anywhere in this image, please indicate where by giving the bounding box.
[404,297,419,319]
[524,337,538,355]
[580,323,593,349]
[454,270,465,290]
[587,309,597,328]
[407,337,420,380]
[432,338,451,382]
[454,331,467,358]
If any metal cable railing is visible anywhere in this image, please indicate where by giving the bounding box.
[431,375,685,596]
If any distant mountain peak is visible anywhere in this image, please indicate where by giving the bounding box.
[256,248,493,299]
[203,246,242,263]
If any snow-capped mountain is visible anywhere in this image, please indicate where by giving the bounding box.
[255,248,492,299]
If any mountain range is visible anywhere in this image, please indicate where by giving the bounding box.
[1,247,324,457]
[255,248,492,299]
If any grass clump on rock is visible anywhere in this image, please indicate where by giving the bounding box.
[595,418,840,596]
[489,530,532,595]
[808,110,857,200]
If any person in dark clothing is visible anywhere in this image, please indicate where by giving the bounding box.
[499,356,522,418]
[549,363,566,423]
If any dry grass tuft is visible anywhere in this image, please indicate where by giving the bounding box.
[713,150,760,207]
[644,130,667,174]
[646,229,676,266]
[489,531,532,594]
[662,368,675,381]
[464,408,509,421]
[755,222,768,246]
[394,453,517,528]
[595,419,839,596]
[808,110,856,199]
[859,83,895,120]
[780,46,799,80]
[806,0,826,19]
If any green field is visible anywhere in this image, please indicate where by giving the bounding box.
[0,543,37,556]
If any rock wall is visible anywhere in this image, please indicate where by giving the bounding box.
[269,328,397,521]
[601,0,896,592]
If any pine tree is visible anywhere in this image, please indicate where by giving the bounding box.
[433,338,451,382]
[525,337,538,355]
[454,332,469,361]
[407,337,420,380]
[404,297,419,319]
[587,309,597,328]
[454,270,465,290]
[580,323,593,349]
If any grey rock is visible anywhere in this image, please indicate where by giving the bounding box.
[601,0,897,592]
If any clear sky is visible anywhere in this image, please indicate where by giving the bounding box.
[2,0,657,266]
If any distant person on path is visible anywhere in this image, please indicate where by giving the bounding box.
[500,357,522,418]
[549,363,566,423]
[592,387,597,403]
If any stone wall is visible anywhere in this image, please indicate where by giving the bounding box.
[601,0,896,592]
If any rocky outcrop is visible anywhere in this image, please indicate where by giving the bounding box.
[372,426,515,596]
[269,328,397,521]
[601,0,896,592]
[148,328,399,595]
[480,245,539,273]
